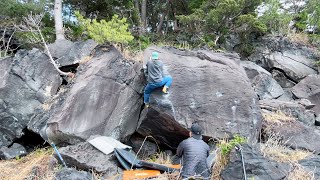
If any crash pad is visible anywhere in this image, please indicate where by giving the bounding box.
[114,149,131,170]
[123,170,161,180]
[88,136,131,155]
[114,148,143,168]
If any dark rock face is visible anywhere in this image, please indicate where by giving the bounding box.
[260,99,315,126]
[292,75,320,114]
[252,74,284,100]
[54,167,92,180]
[299,156,320,179]
[128,135,158,159]
[137,47,262,148]
[48,39,98,66]
[0,143,27,160]
[56,142,119,174]
[0,49,62,148]
[46,46,144,144]
[221,144,289,180]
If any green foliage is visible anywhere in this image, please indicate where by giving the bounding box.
[0,0,46,23]
[306,0,320,33]
[218,135,247,155]
[76,11,134,45]
[258,0,293,34]
[294,10,308,32]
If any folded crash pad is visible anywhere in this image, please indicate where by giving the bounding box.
[114,148,143,168]
[114,148,180,173]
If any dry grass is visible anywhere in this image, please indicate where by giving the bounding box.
[150,172,180,180]
[211,141,229,180]
[287,33,310,46]
[260,135,312,163]
[79,55,93,64]
[147,152,172,165]
[287,163,314,180]
[113,44,144,63]
[262,110,295,125]
[0,148,58,180]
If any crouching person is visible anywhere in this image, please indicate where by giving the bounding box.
[177,123,211,179]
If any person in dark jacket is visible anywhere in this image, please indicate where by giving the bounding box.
[143,51,172,108]
[177,123,210,179]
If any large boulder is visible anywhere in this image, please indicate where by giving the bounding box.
[262,110,320,153]
[54,167,92,180]
[48,39,98,66]
[248,36,318,88]
[240,61,271,81]
[291,75,320,114]
[46,46,144,144]
[252,74,284,100]
[0,143,27,160]
[56,142,119,174]
[260,99,315,126]
[221,144,289,180]
[137,47,262,148]
[0,49,62,148]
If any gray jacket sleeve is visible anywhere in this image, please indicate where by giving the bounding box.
[176,141,184,157]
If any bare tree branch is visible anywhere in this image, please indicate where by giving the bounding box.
[17,12,74,77]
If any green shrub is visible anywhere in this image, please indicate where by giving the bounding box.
[75,11,134,45]
[218,135,247,155]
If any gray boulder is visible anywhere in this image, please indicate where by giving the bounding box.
[248,36,319,88]
[240,61,271,81]
[0,49,62,148]
[221,144,289,180]
[260,99,315,126]
[0,143,27,160]
[292,74,320,114]
[264,51,317,84]
[299,156,320,179]
[48,39,98,66]
[54,168,92,180]
[137,47,262,148]
[262,112,320,153]
[56,142,119,174]
[252,74,284,100]
[46,46,144,144]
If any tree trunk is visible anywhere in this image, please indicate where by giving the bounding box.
[134,0,143,35]
[141,0,147,33]
[54,0,65,40]
[156,13,166,34]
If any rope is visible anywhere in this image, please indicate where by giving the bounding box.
[235,145,247,180]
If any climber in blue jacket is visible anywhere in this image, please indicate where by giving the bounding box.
[143,51,172,108]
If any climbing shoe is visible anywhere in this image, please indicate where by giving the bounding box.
[162,86,169,94]
[145,103,150,108]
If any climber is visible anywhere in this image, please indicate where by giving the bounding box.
[176,123,211,179]
[143,51,172,108]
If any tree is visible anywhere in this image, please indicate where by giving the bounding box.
[75,12,134,45]
[18,13,73,77]
[258,0,293,34]
[306,0,320,33]
[54,0,65,40]
[178,0,263,46]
